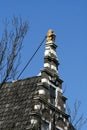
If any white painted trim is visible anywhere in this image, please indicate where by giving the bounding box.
[44,50,51,56]
[63,118,66,122]
[49,80,57,89]
[49,121,51,130]
[64,126,68,130]
[63,103,66,108]
[60,114,62,118]
[51,49,57,56]
[34,104,41,110]
[44,63,50,68]
[45,46,50,49]
[38,89,45,95]
[41,78,63,108]
[41,78,48,84]
[41,78,60,90]
[31,119,37,124]
[41,117,51,130]
[41,78,62,93]
[51,65,57,71]
[55,87,58,107]
[56,126,63,130]
[66,122,69,127]
[50,110,52,114]
[58,106,61,110]
[46,41,53,44]
[58,87,62,93]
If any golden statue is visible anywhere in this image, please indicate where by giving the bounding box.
[46,29,56,42]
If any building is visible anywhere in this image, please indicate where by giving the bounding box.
[0,30,75,130]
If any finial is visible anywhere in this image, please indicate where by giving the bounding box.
[46,29,56,42]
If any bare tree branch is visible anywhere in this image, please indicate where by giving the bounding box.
[0,16,28,87]
[67,101,87,130]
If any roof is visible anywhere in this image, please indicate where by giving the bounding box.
[0,76,41,130]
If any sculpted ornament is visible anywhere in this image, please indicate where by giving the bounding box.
[46,29,56,42]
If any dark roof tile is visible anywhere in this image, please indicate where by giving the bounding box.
[0,76,41,129]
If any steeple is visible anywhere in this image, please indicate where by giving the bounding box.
[41,29,59,81]
[44,29,59,74]
[39,30,71,130]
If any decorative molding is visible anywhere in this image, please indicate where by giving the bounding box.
[58,87,62,93]
[55,87,58,107]
[63,104,66,109]
[44,50,51,56]
[44,63,50,68]
[63,118,66,122]
[51,49,57,56]
[41,78,48,84]
[38,89,46,95]
[34,105,41,110]
[58,106,61,110]
[51,65,57,72]
[41,78,57,89]
[64,126,68,130]
[41,78,62,94]
[56,126,63,130]
[31,119,37,124]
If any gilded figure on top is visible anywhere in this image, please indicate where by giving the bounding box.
[46,29,56,42]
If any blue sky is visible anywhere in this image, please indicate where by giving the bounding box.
[0,0,87,129]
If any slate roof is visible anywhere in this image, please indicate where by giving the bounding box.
[0,76,41,130]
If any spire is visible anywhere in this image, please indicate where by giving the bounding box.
[43,29,59,76]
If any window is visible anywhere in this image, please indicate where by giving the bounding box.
[41,122,49,130]
[50,86,55,105]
